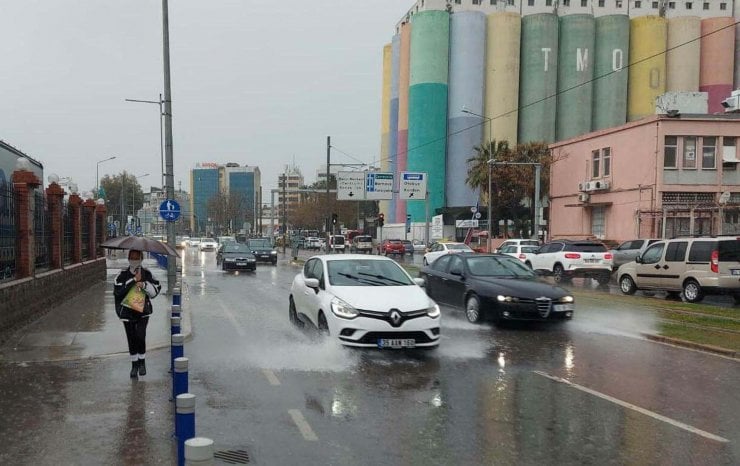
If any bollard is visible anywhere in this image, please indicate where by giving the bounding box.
[171,304,182,318]
[185,437,214,466]
[171,333,184,373]
[176,393,196,466]
[173,286,182,307]
[174,357,189,400]
[171,316,181,336]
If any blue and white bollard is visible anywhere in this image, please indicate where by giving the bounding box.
[173,286,182,307]
[171,333,184,373]
[174,357,189,400]
[176,393,196,466]
[171,316,181,336]
[171,304,182,318]
[185,437,214,466]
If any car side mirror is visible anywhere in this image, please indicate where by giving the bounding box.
[413,277,425,287]
[450,269,464,278]
[635,255,642,264]
[305,278,320,289]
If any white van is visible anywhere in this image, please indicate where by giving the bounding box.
[617,236,740,303]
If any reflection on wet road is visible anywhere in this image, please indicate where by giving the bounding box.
[182,249,739,465]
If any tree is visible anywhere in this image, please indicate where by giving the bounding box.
[206,191,252,235]
[100,171,146,223]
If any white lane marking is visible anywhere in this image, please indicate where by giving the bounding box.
[216,298,246,337]
[533,371,729,443]
[262,369,281,386]
[288,409,318,441]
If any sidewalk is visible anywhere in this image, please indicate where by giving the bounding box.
[0,257,190,363]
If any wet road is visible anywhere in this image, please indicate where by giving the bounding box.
[180,248,739,465]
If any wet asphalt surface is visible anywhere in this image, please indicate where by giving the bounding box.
[0,248,738,465]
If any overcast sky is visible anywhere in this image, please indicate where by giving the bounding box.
[1,0,410,196]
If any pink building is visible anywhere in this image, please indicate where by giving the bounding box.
[548,114,740,243]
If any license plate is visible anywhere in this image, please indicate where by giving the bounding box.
[378,338,416,349]
[732,269,740,276]
[584,259,599,263]
[237,262,247,266]
[553,304,575,312]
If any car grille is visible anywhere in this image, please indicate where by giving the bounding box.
[357,308,429,328]
[514,297,552,318]
[343,331,437,344]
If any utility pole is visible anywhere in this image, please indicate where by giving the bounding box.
[326,136,331,238]
[162,0,176,293]
[282,171,287,254]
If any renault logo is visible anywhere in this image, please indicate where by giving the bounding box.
[389,310,402,327]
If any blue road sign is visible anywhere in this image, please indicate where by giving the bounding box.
[159,199,181,222]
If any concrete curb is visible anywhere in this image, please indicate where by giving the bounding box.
[642,333,739,359]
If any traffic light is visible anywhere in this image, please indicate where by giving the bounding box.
[378,213,385,227]
[332,213,338,225]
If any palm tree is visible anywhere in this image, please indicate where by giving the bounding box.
[465,139,511,204]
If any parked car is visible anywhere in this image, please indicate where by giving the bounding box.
[494,238,540,253]
[420,253,574,323]
[379,239,405,256]
[412,239,427,253]
[350,235,374,254]
[305,237,322,250]
[248,238,278,264]
[617,236,740,303]
[528,240,613,284]
[220,243,257,272]
[500,244,539,265]
[326,235,346,253]
[401,240,414,256]
[423,242,475,266]
[289,255,441,348]
[199,238,218,251]
[609,238,661,270]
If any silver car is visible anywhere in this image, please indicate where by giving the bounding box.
[610,239,661,270]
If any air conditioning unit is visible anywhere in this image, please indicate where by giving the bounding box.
[592,180,610,191]
[578,182,587,192]
[578,193,590,203]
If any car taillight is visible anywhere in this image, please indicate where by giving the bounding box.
[711,250,719,273]
[564,253,581,259]
[604,253,613,260]
[518,254,526,260]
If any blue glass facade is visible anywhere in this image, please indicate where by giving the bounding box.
[191,168,219,234]
[229,171,256,229]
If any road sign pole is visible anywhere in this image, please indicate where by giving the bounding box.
[425,192,429,246]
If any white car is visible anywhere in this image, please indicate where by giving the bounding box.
[188,238,201,248]
[289,255,441,348]
[494,238,540,253]
[200,238,218,251]
[499,244,539,265]
[423,242,475,266]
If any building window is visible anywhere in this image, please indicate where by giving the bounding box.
[581,0,587,5]
[599,0,605,5]
[652,1,659,7]
[664,136,678,168]
[635,0,641,7]
[602,147,611,176]
[720,2,727,10]
[546,0,553,4]
[723,137,737,171]
[455,0,461,4]
[563,0,570,6]
[703,2,709,9]
[528,0,534,4]
[616,0,623,7]
[472,0,481,5]
[668,1,675,8]
[592,150,601,178]
[507,0,514,5]
[685,2,692,9]
[591,206,606,239]
[701,137,716,169]
[683,136,697,169]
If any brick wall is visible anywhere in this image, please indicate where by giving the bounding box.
[0,258,106,344]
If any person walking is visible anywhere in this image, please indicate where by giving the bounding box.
[114,249,161,378]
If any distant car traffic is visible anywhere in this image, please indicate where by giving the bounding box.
[187,238,201,248]
[326,235,346,253]
[379,239,405,256]
[500,244,539,265]
[412,239,427,253]
[305,237,322,250]
[199,238,218,251]
[494,238,540,253]
[420,254,574,323]
[248,238,278,264]
[423,242,474,266]
[289,255,441,348]
[220,243,257,272]
[350,235,374,254]
[401,240,414,256]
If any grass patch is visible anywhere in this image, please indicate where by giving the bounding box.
[658,310,740,331]
[659,322,740,352]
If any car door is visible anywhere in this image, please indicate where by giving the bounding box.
[303,259,326,325]
[613,240,640,267]
[444,255,467,307]
[633,242,666,289]
[294,259,317,316]
[530,243,551,271]
[660,240,688,290]
[425,255,453,303]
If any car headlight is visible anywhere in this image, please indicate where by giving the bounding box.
[559,295,574,303]
[330,297,359,319]
[426,303,440,318]
[225,258,235,262]
[496,295,519,303]
[271,250,277,255]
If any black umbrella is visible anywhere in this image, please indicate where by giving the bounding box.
[101,236,180,257]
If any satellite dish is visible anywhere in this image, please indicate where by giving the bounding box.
[719,191,731,204]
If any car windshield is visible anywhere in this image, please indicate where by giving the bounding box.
[356,236,372,242]
[447,243,472,251]
[332,236,345,244]
[566,243,607,252]
[327,259,414,286]
[224,244,250,254]
[248,239,272,248]
[521,246,539,253]
[466,256,536,278]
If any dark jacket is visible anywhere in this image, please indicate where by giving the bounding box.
[114,266,161,321]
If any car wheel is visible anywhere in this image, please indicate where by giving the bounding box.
[596,274,611,286]
[683,279,703,303]
[553,264,566,283]
[289,297,304,328]
[465,294,483,324]
[619,275,637,295]
[318,312,330,335]
[525,261,532,269]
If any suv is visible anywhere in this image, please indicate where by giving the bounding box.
[529,240,613,284]
[379,239,405,256]
[350,235,373,254]
[327,235,346,253]
[609,238,661,270]
[495,238,540,253]
[617,236,740,303]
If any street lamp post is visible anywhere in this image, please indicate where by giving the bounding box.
[125,96,164,189]
[96,156,116,198]
[462,108,493,251]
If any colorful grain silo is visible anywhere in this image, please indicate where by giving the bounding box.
[556,14,595,141]
[486,12,521,145]
[735,1,740,89]
[447,11,486,208]
[379,43,392,220]
[666,16,700,92]
[700,17,735,113]
[387,34,400,223]
[395,22,411,224]
[518,13,559,144]
[407,10,449,222]
[627,16,667,121]
[592,14,629,131]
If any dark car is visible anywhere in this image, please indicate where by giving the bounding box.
[221,243,257,271]
[401,240,414,256]
[248,238,278,264]
[379,239,405,256]
[419,253,574,324]
[216,238,238,265]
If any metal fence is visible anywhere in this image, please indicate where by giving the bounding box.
[33,191,51,272]
[81,207,90,261]
[96,211,104,256]
[62,202,73,265]
[0,184,16,281]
